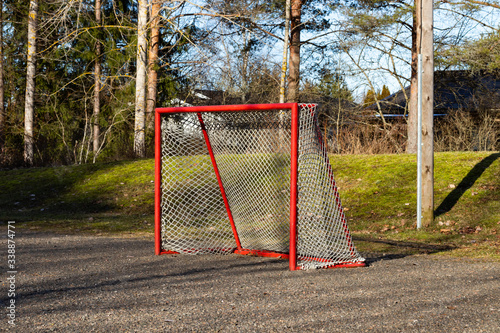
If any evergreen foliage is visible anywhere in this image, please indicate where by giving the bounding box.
[0,0,497,168]
[316,68,353,101]
[363,85,390,106]
[0,0,191,167]
[441,29,500,73]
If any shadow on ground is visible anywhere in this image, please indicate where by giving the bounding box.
[353,235,456,265]
[435,152,499,216]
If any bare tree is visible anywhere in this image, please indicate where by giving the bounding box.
[407,1,421,154]
[279,0,291,103]
[93,0,102,154]
[442,0,500,10]
[146,0,161,131]
[24,0,38,166]
[134,0,148,157]
[337,0,490,157]
[190,0,282,102]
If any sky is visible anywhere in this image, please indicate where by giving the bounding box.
[177,1,500,103]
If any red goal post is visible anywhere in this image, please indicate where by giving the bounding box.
[154,103,365,270]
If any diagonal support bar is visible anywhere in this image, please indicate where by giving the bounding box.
[197,112,243,251]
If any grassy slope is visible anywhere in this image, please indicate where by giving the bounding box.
[1,152,498,259]
[0,160,156,233]
[331,152,499,258]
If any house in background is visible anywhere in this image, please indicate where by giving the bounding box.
[365,70,500,123]
[170,90,244,107]
[170,88,281,107]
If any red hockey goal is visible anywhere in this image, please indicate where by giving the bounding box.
[155,103,365,270]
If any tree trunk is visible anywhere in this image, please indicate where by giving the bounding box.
[134,0,148,158]
[146,0,160,132]
[241,29,249,103]
[24,0,38,166]
[279,0,291,104]
[0,0,4,153]
[93,0,102,154]
[421,0,434,227]
[287,0,302,103]
[407,0,421,154]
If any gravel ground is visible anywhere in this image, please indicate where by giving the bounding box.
[1,231,499,332]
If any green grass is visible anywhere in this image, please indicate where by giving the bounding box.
[330,152,500,259]
[0,152,498,259]
[0,159,156,234]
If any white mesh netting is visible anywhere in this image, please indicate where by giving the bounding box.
[159,104,364,269]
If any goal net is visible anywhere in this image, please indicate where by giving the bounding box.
[154,103,365,270]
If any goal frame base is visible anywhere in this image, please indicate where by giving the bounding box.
[234,249,366,270]
[158,248,366,270]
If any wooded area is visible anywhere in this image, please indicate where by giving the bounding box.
[0,0,499,168]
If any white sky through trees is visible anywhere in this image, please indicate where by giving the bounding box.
[185,0,499,103]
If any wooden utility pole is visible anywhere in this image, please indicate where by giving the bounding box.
[421,0,434,227]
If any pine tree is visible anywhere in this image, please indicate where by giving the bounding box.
[317,69,353,101]
[287,0,303,103]
[363,89,376,106]
[378,85,390,100]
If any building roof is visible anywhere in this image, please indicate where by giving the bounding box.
[366,70,500,114]
[170,90,246,107]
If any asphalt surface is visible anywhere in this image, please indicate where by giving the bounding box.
[2,231,499,332]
